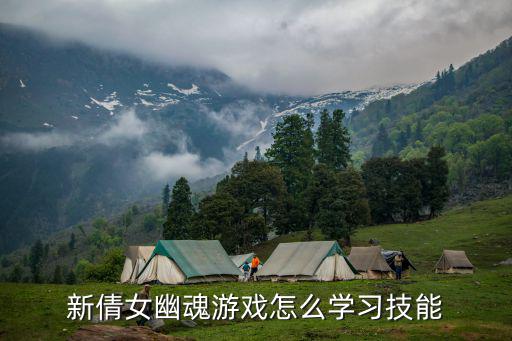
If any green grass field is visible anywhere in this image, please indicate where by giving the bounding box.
[1,196,511,340]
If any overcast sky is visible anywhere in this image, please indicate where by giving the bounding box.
[1,0,511,95]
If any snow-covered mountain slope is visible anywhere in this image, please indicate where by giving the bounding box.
[235,84,422,151]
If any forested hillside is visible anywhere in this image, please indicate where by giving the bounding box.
[350,36,512,197]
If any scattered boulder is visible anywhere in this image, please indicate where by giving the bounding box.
[147,318,166,331]
[68,325,190,341]
[180,320,197,328]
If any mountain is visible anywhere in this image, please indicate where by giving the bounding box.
[348,36,512,196]
[0,24,417,254]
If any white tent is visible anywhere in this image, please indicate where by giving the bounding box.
[136,240,241,285]
[257,241,357,282]
[435,250,474,274]
[348,246,394,279]
[120,246,154,284]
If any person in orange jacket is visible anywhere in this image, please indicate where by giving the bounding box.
[250,255,260,281]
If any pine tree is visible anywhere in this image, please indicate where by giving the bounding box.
[254,146,263,161]
[162,184,170,213]
[425,147,449,217]
[414,120,423,142]
[446,64,456,92]
[331,109,351,170]
[68,233,76,251]
[52,265,63,284]
[8,264,23,283]
[29,239,44,283]
[316,110,333,165]
[266,114,315,195]
[65,269,77,284]
[163,177,193,239]
[371,124,392,157]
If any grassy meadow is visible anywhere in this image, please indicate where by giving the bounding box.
[0,196,511,340]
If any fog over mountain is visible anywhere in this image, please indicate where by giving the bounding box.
[1,0,511,94]
[0,23,425,253]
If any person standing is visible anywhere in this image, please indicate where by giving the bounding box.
[135,284,152,326]
[242,261,251,282]
[394,252,403,280]
[250,255,260,281]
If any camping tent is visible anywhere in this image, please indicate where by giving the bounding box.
[435,250,474,274]
[348,246,394,279]
[230,253,255,268]
[257,241,357,281]
[382,250,417,272]
[120,246,154,284]
[136,240,242,284]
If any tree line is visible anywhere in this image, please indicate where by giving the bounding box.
[162,110,449,253]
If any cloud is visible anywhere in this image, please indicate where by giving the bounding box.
[1,0,511,94]
[0,131,75,151]
[97,109,147,144]
[141,151,225,182]
[0,109,148,151]
[202,102,269,140]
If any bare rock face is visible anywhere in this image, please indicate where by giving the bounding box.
[68,325,191,341]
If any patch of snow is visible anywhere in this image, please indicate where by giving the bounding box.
[274,83,423,117]
[140,95,179,110]
[214,89,222,97]
[90,92,122,111]
[167,83,200,95]
[43,122,54,128]
[84,104,91,109]
[140,98,155,107]
[236,137,257,151]
[19,79,26,88]
[236,116,270,151]
[71,115,79,120]
[136,89,155,96]
[143,83,149,88]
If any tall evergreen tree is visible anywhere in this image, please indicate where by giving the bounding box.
[29,239,44,283]
[254,146,263,161]
[8,264,23,283]
[446,64,456,92]
[316,110,333,165]
[68,233,76,251]
[414,120,423,142]
[162,184,170,213]
[307,166,369,244]
[163,177,193,239]
[266,114,314,234]
[266,114,315,195]
[316,109,351,170]
[331,109,351,170]
[425,147,449,217]
[52,265,63,284]
[65,269,77,285]
[371,124,392,157]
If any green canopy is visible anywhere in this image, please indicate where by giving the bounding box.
[143,240,241,279]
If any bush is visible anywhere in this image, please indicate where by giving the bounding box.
[143,213,158,231]
[82,248,125,282]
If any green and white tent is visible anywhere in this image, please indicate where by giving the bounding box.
[230,253,255,268]
[136,240,241,284]
[258,241,357,281]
